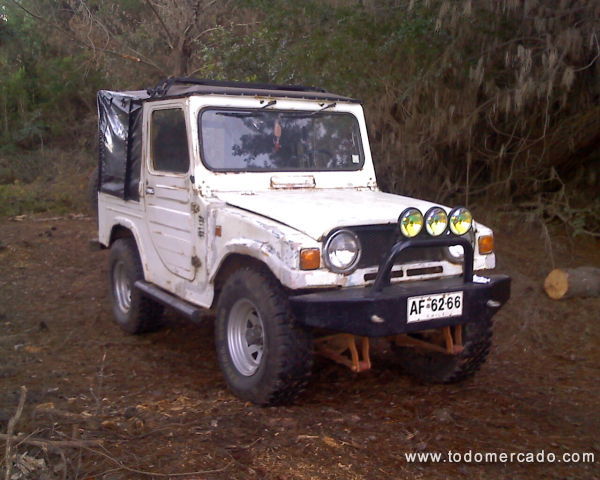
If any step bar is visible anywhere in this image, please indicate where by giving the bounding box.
[134,280,205,323]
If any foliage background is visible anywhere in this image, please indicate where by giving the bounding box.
[0,0,598,234]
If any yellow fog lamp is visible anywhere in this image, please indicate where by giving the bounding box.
[398,208,424,238]
[449,207,473,236]
[424,207,448,236]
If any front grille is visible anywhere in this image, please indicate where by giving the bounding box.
[364,270,403,282]
[346,225,446,269]
[363,265,443,282]
[406,265,444,277]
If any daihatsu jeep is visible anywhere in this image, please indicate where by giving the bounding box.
[94,78,510,406]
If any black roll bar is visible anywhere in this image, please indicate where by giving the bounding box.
[372,237,474,293]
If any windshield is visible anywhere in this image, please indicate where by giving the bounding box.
[199,108,364,171]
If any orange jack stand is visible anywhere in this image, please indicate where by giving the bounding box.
[443,325,463,354]
[314,334,372,372]
[394,325,464,355]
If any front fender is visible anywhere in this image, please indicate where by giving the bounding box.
[206,205,344,290]
[208,238,289,284]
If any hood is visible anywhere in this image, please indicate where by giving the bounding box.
[216,189,445,240]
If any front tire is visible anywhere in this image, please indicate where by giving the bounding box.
[393,318,493,383]
[215,268,313,406]
[108,238,163,334]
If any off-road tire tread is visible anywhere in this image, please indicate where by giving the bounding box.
[394,317,493,384]
[108,238,163,334]
[216,267,313,406]
[443,320,492,383]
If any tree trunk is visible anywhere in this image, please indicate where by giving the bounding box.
[544,267,600,300]
[175,39,192,77]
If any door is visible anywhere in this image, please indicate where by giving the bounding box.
[144,106,196,281]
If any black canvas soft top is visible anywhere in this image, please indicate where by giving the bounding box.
[96,78,359,201]
[97,90,145,200]
[145,77,359,103]
[101,78,359,104]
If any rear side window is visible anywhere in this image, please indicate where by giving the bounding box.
[150,109,190,173]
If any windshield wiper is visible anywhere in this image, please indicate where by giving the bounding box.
[279,102,337,118]
[311,102,336,115]
[260,100,277,109]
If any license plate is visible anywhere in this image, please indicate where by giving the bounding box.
[407,291,463,323]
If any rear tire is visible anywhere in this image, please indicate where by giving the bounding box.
[215,267,313,406]
[393,318,493,383]
[108,238,163,334]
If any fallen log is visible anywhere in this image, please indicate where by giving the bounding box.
[544,267,600,299]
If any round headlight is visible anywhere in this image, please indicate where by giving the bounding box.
[424,207,448,236]
[324,230,361,274]
[398,208,424,238]
[449,207,473,235]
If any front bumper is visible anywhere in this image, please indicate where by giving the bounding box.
[290,237,511,337]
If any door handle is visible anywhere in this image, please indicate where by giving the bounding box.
[145,187,155,195]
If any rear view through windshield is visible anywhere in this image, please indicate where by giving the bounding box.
[199,109,364,171]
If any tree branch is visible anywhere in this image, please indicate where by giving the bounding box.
[82,445,233,477]
[8,0,165,74]
[143,0,175,50]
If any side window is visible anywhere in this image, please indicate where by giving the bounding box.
[150,108,190,173]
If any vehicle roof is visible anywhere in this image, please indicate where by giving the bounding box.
[102,78,360,104]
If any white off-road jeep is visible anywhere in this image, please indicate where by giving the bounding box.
[95,78,510,405]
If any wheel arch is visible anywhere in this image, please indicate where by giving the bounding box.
[109,224,136,245]
[106,221,150,280]
[210,253,279,309]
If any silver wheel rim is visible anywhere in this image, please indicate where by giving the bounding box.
[113,260,132,313]
[227,299,264,376]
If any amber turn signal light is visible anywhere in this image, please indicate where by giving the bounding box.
[300,248,321,270]
[478,235,494,254]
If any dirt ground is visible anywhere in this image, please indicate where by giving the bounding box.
[0,214,598,480]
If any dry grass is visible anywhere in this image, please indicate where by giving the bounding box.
[363,0,599,231]
[0,149,95,217]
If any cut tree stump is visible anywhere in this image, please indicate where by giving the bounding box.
[544,267,600,299]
